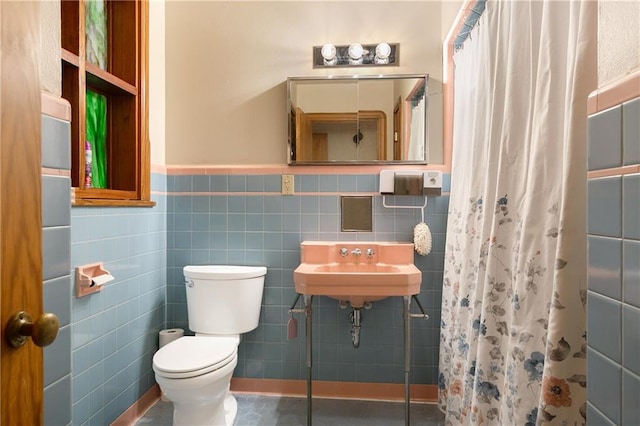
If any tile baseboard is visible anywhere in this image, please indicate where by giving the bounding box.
[231,378,438,403]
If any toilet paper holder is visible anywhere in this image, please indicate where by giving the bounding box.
[76,262,115,297]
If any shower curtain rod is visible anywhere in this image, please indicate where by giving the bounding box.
[454,0,487,51]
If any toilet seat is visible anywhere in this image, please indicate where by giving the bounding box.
[153,336,238,379]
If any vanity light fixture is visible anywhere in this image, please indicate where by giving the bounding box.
[313,42,399,68]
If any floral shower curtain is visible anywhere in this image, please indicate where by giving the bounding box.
[438,1,596,424]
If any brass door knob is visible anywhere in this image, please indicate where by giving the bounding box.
[5,311,59,348]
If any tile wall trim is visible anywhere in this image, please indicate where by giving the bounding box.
[588,70,640,115]
[163,191,452,199]
[588,165,640,179]
[151,163,167,174]
[230,378,438,403]
[166,191,382,196]
[161,164,449,175]
[41,91,71,121]
[41,167,71,177]
[110,384,161,426]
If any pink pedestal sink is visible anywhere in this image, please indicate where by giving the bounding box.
[293,241,422,307]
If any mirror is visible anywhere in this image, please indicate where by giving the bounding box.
[287,74,428,164]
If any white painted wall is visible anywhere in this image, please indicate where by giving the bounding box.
[40,1,61,96]
[165,1,444,165]
[598,1,640,86]
[149,0,166,166]
[38,0,639,167]
[441,0,464,40]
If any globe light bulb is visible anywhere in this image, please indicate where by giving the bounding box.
[348,43,364,60]
[321,43,336,61]
[375,42,391,60]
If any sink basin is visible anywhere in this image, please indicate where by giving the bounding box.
[293,241,422,307]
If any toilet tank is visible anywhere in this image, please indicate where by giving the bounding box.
[183,265,267,334]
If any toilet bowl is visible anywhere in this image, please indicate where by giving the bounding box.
[153,336,239,425]
[152,265,266,426]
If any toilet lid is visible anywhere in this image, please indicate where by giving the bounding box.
[183,265,267,280]
[153,336,237,379]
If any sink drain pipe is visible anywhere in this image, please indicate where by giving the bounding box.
[349,308,362,348]
[340,301,373,348]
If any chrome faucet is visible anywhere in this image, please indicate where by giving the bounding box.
[365,248,375,258]
[340,248,349,257]
[351,248,362,257]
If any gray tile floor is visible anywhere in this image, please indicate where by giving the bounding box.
[135,394,445,425]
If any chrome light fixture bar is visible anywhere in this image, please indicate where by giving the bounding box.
[313,42,399,68]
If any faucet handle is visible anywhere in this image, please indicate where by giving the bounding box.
[340,247,349,257]
[365,248,375,258]
[351,248,362,257]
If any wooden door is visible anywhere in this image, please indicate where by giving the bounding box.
[393,98,402,160]
[0,2,44,424]
[295,108,312,161]
[311,133,328,161]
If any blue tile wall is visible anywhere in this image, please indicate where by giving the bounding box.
[623,305,640,376]
[69,175,167,426]
[587,235,622,299]
[42,114,72,426]
[587,348,621,424]
[623,369,640,424]
[587,292,621,362]
[623,174,640,239]
[624,240,640,307]
[588,177,622,237]
[586,402,617,426]
[166,173,449,386]
[41,115,71,170]
[587,95,640,425]
[588,105,622,171]
[623,98,640,166]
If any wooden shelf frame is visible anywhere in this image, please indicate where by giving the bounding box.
[61,0,153,207]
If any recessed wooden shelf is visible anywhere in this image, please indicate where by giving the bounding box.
[61,0,151,206]
[86,62,137,96]
[61,48,79,67]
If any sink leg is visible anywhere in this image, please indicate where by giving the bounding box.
[304,295,313,426]
[403,296,411,426]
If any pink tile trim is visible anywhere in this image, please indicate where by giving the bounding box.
[160,190,451,197]
[166,191,380,197]
[41,92,71,121]
[166,191,280,196]
[164,164,448,175]
[230,378,438,403]
[588,165,640,179]
[109,384,161,426]
[41,167,71,177]
[151,163,167,173]
[588,70,640,115]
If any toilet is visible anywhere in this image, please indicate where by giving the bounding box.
[153,265,267,426]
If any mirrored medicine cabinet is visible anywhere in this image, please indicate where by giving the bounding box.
[287,74,429,165]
